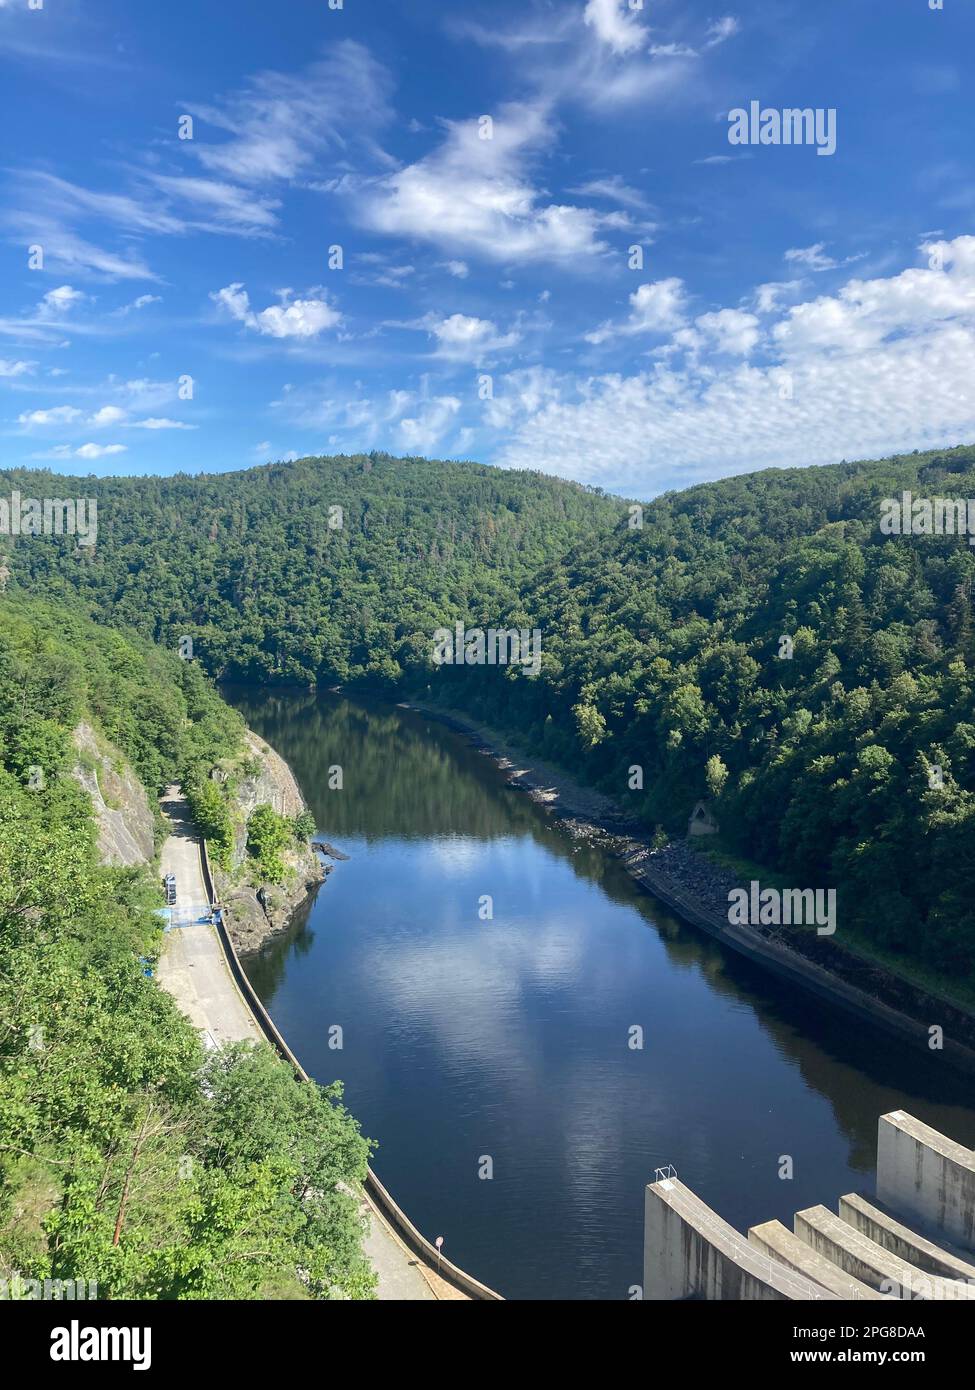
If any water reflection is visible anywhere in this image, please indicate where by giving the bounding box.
[230,688,975,1300]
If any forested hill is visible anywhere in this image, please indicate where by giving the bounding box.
[2,452,624,684]
[446,443,975,982]
[4,443,975,980]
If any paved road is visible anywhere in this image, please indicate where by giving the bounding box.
[155,785,448,1300]
[156,788,263,1047]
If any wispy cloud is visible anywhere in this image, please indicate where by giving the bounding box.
[184,41,393,184]
[567,174,654,212]
[704,17,741,49]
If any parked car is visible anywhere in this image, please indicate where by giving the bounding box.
[163,872,177,905]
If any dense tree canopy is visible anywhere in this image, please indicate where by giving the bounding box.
[3,443,974,997]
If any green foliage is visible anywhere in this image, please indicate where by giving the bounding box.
[246,803,292,883]
[0,596,375,1299]
[293,809,316,842]
[705,755,729,799]
[411,446,975,977]
[1,453,624,688]
[186,777,235,870]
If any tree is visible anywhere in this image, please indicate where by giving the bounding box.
[704,754,729,799]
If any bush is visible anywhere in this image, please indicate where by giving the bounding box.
[246,804,292,883]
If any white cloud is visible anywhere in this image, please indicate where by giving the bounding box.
[774,237,975,358]
[37,285,85,318]
[17,396,194,435]
[568,174,652,211]
[425,312,521,361]
[443,260,470,278]
[187,41,392,184]
[75,442,126,459]
[132,417,195,430]
[754,280,802,313]
[674,307,761,356]
[23,222,155,281]
[397,396,462,454]
[16,174,183,235]
[355,103,612,266]
[704,17,740,48]
[586,278,687,344]
[90,405,126,426]
[583,0,646,56]
[211,282,341,338]
[114,293,162,316]
[149,175,280,234]
[493,236,975,491]
[18,405,83,427]
[484,365,562,431]
[34,442,127,461]
[355,261,415,290]
[784,242,861,273]
[0,358,36,377]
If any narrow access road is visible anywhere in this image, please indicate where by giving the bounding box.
[155,785,445,1300]
[155,787,263,1047]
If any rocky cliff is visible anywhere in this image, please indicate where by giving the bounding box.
[214,728,324,955]
[71,721,156,867]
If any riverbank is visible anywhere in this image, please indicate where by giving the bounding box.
[401,700,975,1073]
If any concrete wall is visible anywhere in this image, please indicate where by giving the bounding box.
[877,1111,975,1253]
[644,1179,835,1301]
[839,1193,975,1282]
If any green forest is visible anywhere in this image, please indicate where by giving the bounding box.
[0,596,375,1299]
[4,445,975,982]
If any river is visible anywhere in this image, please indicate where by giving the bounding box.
[228,688,975,1301]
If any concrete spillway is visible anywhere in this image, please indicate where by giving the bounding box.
[747,1219,885,1299]
[794,1204,975,1300]
[839,1192,975,1283]
[643,1179,837,1301]
[643,1111,975,1300]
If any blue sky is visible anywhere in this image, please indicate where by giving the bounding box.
[2,0,974,496]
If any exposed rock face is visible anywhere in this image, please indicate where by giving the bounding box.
[214,727,324,956]
[72,722,155,867]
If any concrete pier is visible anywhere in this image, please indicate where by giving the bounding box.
[644,1179,836,1301]
[876,1111,975,1253]
[794,1204,975,1300]
[748,1219,885,1299]
[839,1192,975,1283]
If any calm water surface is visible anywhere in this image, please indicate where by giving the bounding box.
[229,688,975,1301]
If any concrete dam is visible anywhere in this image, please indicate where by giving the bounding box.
[644,1111,975,1300]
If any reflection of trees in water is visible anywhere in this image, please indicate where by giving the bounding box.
[229,685,607,857]
[651,926,975,1167]
[230,685,975,1173]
